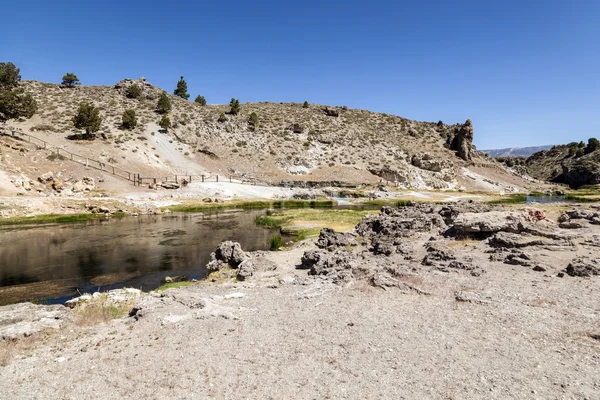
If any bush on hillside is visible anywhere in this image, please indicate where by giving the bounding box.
[72,103,102,139]
[126,84,142,99]
[229,98,240,115]
[248,112,259,131]
[122,109,137,129]
[194,95,206,106]
[0,62,37,123]
[159,114,171,132]
[156,92,172,114]
[61,72,80,88]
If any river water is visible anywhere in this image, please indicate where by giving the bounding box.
[0,210,279,305]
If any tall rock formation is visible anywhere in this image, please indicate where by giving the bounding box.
[448,119,475,161]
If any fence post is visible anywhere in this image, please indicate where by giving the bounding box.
[175,175,178,183]
[189,175,192,183]
[230,176,232,183]
[216,175,219,182]
[202,175,205,182]
[112,166,115,175]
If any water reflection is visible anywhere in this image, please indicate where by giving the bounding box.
[0,210,278,304]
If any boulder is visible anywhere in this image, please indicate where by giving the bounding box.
[308,250,353,284]
[565,258,600,277]
[237,260,254,281]
[38,172,53,183]
[324,107,339,117]
[207,241,249,272]
[452,211,539,235]
[300,250,328,269]
[160,182,181,189]
[316,228,357,249]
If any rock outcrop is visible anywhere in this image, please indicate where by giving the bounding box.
[447,119,475,161]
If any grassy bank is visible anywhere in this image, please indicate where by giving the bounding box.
[0,213,126,226]
[168,199,336,212]
[255,208,375,238]
[487,194,527,204]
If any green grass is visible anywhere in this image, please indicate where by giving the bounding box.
[563,194,600,203]
[0,213,111,226]
[255,208,374,239]
[359,199,414,207]
[528,191,546,197]
[487,194,527,204]
[155,281,196,291]
[270,234,284,250]
[168,199,336,213]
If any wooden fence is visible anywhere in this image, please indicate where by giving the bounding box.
[4,129,258,187]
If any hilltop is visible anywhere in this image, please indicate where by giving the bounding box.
[1,77,538,201]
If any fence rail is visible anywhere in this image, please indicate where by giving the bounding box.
[3,129,259,187]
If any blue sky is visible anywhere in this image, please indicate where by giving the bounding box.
[2,0,599,149]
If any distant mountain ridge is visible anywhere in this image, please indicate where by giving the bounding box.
[482,145,554,158]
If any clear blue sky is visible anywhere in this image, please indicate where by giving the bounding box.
[2,0,599,149]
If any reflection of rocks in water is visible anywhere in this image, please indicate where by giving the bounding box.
[158,238,185,247]
[159,253,184,271]
[161,229,187,238]
[124,256,139,273]
[0,280,78,306]
[90,272,140,286]
[77,251,103,278]
[1,273,39,286]
[195,220,240,230]
[50,237,67,246]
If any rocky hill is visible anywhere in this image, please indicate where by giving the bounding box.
[1,78,535,194]
[482,145,553,158]
[519,143,600,188]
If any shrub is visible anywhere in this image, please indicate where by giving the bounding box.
[585,138,600,154]
[218,112,227,123]
[302,101,309,108]
[121,109,137,129]
[248,112,259,131]
[194,95,206,106]
[156,92,172,114]
[72,103,102,139]
[61,72,80,88]
[229,98,240,115]
[126,84,142,99]
[173,76,189,100]
[0,62,37,123]
[270,234,283,250]
[159,114,171,132]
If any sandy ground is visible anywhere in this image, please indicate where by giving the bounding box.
[0,209,598,399]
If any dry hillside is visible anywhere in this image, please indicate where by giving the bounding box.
[1,78,535,194]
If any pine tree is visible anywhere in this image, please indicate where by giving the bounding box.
[229,98,240,115]
[194,95,206,106]
[122,109,137,129]
[302,101,309,109]
[72,103,102,139]
[61,72,80,88]
[0,62,37,123]
[159,114,172,132]
[173,76,189,100]
[156,92,172,114]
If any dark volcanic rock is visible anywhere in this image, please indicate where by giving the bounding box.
[565,258,600,277]
[207,241,249,271]
[316,228,357,249]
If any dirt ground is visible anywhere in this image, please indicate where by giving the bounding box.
[0,220,598,399]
